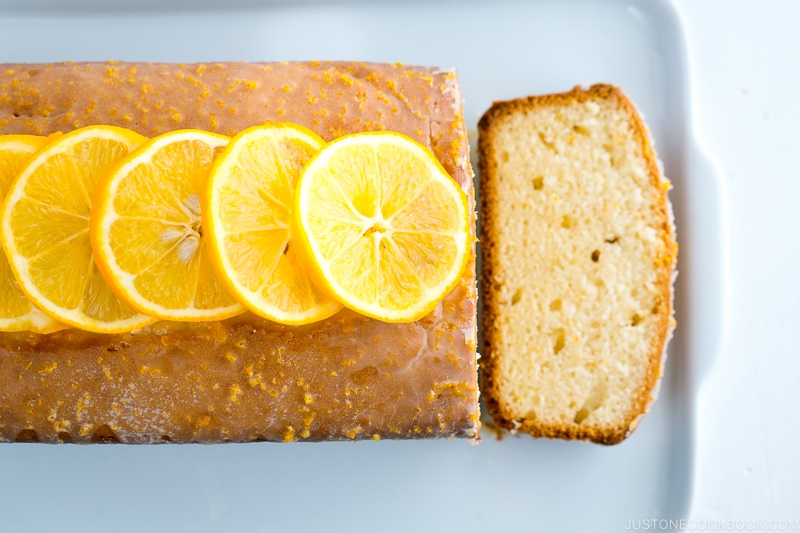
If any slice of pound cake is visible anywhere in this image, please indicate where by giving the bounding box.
[478,85,676,445]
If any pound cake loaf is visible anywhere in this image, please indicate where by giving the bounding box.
[0,61,478,443]
[479,85,676,445]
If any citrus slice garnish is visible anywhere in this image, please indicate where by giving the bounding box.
[0,126,157,333]
[0,134,66,333]
[91,129,244,321]
[202,123,342,325]
[293,131,471,323]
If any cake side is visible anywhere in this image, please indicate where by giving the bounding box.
[478,84,675,445]
[0,61,478,443]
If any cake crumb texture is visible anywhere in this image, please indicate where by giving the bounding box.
[479,84,676,445]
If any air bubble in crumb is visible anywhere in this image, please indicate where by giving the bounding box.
[553,328,565,354]
[511,289,523,305]
[574,379,608,424]
[573,124,590,136]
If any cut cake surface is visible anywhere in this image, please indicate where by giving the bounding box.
[478,84,676,445]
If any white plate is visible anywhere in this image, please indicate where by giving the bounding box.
[0,0,728,531]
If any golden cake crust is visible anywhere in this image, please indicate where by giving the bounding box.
[478,84,676,445]
[0,61,478,443]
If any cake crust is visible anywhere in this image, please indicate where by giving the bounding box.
[0,61,478,443]
[478,84,676,445]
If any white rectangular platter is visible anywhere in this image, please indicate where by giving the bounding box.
[0,0,728,531]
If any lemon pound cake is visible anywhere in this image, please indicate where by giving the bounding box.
[478,85,676,445]
[0,61,478,443]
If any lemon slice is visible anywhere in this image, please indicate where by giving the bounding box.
[0,126,157,333]
[0,135,67,333]
[203,123,342,325]
[91,129,244,321]
[293,131,471,323]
